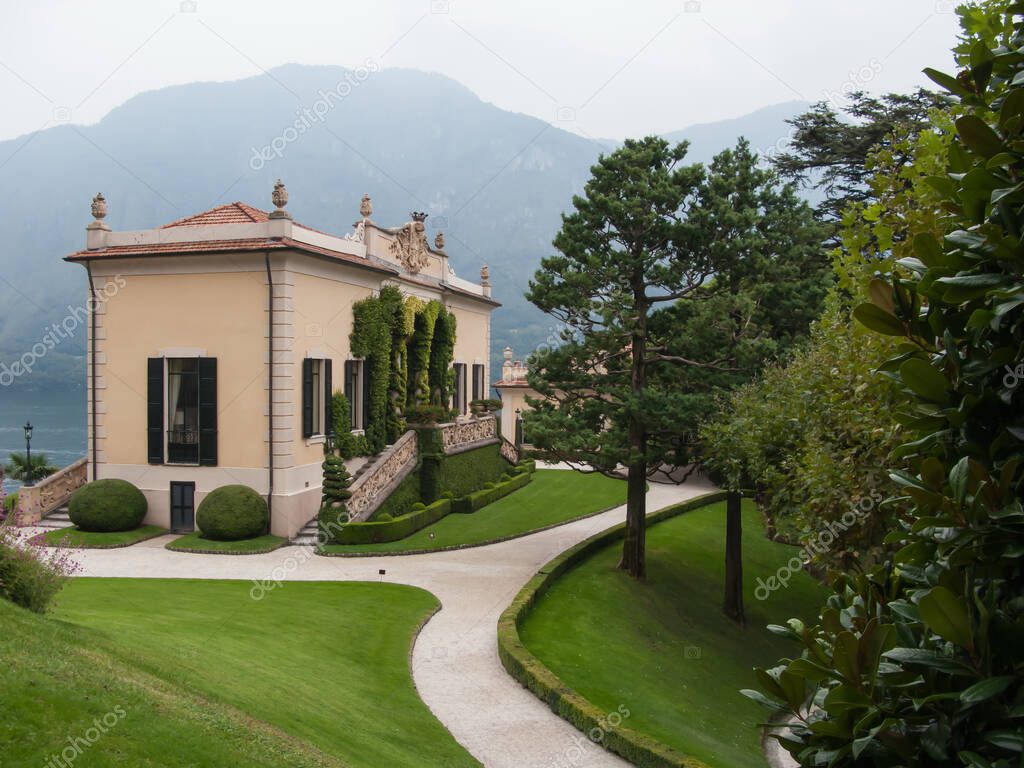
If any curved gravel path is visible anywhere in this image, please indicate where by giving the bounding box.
[23,472,717,768]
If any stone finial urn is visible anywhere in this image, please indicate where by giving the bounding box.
[480,264,491,286]
[434,231,445,250]
[91,192,107,221]
[360,193,373,219]
[270,179,291,219]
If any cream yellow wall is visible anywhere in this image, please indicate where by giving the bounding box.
[97,265,267,469]
[290,269,375,468]
[449,301,491,391]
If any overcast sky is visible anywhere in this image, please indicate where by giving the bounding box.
[2,0,958,143]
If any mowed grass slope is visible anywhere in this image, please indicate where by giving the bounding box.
[4,579,479,767]
[519,501,827,768]
[322,469,627,554]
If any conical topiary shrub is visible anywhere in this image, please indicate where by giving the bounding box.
[318,452,352,542]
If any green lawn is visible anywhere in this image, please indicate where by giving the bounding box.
[2,579,478,767]
[166,532,286,553]
[321,469,627,554]
[40,524,167,548]
[519,500,827,768]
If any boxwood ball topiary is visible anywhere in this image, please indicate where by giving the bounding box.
[68,479,147,532]
[196,485,268,541]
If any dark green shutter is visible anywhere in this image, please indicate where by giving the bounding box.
[198,357,217,466]
[323,359,333,436]
[147,358,164,464]
[302,358,314,438]
[361,361,371,432]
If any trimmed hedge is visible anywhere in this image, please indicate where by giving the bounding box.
[451,471,531,513]
[439,442,510,498]
[196,485,268,541]
[497,491,728,768]
[331,498,451,545]
[68,479,147,532]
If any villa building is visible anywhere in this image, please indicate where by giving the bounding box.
[494,347,537,448]
[65,182,498,538]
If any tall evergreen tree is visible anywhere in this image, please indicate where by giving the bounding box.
[526,137,828,580]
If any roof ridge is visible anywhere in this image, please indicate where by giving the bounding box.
[161,201,271,228]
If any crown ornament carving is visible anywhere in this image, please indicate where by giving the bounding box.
[360,193,373,219]
[388,212,431,274]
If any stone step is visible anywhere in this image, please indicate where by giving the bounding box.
[291,532,319,547]
[36,518,75,530]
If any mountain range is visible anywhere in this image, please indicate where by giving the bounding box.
[0,63,807,391]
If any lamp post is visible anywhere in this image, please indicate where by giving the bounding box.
[23,422,34,487]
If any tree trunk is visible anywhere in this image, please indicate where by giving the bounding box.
[619,459,647,579]
[619,274,648,580]
[723,490,745,624]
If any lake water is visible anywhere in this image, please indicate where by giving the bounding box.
[0,388,86,496]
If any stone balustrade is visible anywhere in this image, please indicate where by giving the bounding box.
[499,436,520,465]
[346,431,418,522]
[15,457,88,526]
[439,414,498,455]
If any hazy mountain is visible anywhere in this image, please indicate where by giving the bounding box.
[0,64,807,393]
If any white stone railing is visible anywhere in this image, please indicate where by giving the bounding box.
[15,457,88,526]
[439,414,498,455]
[346,431,418,522]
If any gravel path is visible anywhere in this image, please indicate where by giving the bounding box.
[23,473,718,768]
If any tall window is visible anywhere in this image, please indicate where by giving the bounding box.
[472,363,486,402]
[453,362,468,415]
[302,358,332,439]
[343,360,365,431]
[167,358,200,464]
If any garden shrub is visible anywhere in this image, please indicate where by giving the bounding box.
[331,498,451,544]
[3,491,18,515]
[330,391,361,459]
[68,479,147,532]
[745,10,1024,766]
[0,521,76,613]
[196,485,268,541]
[405,404,453,425]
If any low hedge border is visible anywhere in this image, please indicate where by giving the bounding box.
[497,490,729,768]
[317,497,628,558]
[451,471,532,513]
[332,499,452,545]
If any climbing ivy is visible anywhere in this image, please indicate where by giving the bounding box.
[429,308,457,405]
[351,295,392,453]
[407,300,442,406]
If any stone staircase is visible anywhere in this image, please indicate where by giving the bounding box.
[290,453,377,547]
[35,505,75,530]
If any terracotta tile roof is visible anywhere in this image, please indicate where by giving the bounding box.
[64,237,397,275]
[161,202,270,227]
